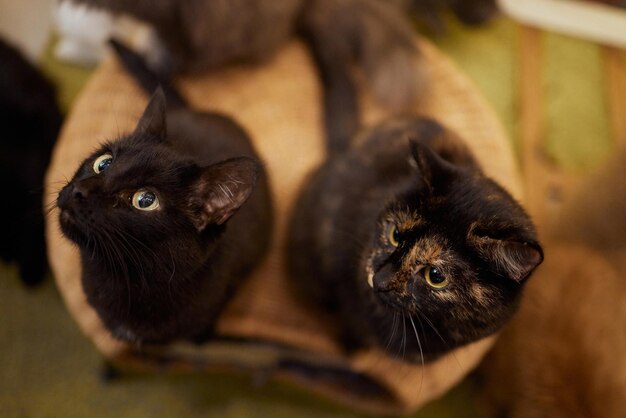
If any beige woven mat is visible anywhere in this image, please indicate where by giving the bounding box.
[45,37,521,415]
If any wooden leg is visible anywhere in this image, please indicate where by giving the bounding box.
[602,46,626,147]
[518,25,583,232]
[519,26,549,226]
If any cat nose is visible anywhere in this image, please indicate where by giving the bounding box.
[373,264,395,293]
[72,184,88,200]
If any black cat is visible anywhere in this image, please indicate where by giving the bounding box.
[56,43,273,344]
[286,117,543,363]
[0,38,62,286]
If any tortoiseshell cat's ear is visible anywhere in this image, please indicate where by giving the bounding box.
[134,87,167,141]
[472,235,544,282]
[189,157,260,230]
[409,139,458,191]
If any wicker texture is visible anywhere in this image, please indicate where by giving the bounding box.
[45,37,522,415]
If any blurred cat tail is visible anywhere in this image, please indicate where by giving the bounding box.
[303,0,426,111]
[300,0,427,155]
[108,38,186,109]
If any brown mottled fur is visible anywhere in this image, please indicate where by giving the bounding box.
[481,147,626,418]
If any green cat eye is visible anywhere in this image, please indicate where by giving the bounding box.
[93,153,113,174]
[424,266,448,289]
[132,190,160,211]
[388,224,400,247]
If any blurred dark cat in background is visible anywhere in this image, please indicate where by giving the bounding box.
[0,38,62,286]
[69,0,498,115]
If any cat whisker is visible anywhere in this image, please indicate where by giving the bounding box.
[401,314,407,360]
[116,228,162,286]
[98,228,133,314]
[47,176,70,189]
[416,310,463,371]
[409,315,425,400]
[167,246,177,306]
[43,199,60,218]
[114,228,153,293]
[385,312,399,352]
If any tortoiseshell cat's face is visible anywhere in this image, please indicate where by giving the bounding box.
[363,141,543,358]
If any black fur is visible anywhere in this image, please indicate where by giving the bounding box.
[0,38,62,286]
[404,0,498,34]
[286,117,542,362]
[56,47,273,344]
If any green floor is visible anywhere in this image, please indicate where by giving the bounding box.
[2,15,620,418]
[0,271,483,417]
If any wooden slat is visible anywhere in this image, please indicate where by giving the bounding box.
[519,26,549,226]
[602,46,626,146]
[518,26,583,230]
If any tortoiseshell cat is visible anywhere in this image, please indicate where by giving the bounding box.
[286,118,543,362]
[56,43,272,344]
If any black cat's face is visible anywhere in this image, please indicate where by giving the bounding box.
[57,137,201,263]
[364,141,543,348]
[57,90,260,278]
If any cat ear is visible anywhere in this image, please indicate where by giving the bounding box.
[474,236,544,282]
[189,157,260,230]
[409,140,457,191]
[134,87,167,141]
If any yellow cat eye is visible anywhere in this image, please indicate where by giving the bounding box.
[93,153,113,174]
[424,266,449,289]
[132,190,160,211]
[388,224,400,247]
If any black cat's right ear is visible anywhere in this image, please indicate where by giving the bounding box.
[134,87,167,141]
[409,140,457,191]
[189,157,261,231]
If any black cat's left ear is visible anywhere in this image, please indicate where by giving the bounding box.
[409,140,457,191]
[475,237,544,282]
[134,87,167,141]
[189,157,260,231]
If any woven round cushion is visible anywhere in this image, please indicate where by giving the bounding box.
[45,37,522,415]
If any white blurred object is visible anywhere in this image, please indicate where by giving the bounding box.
[499,0,626,48]
[54,0,158,67]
